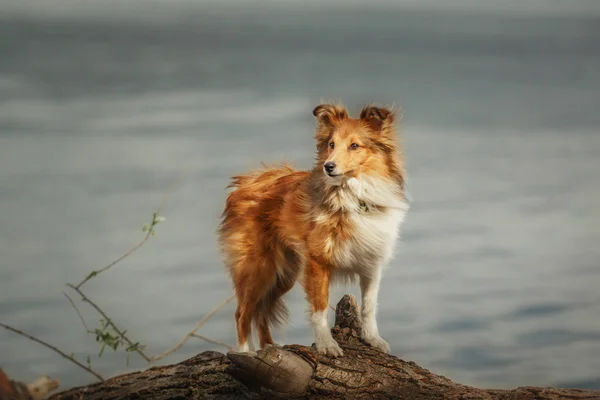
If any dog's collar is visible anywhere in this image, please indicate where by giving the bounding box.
[358,199,369,213]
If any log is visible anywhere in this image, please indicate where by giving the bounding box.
[48,295,600,400]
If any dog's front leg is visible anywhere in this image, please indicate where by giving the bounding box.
[359,268,390,353]
[305,257,343,357]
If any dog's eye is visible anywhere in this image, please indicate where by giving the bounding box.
[329,141,335,149]
[350,143,359,150]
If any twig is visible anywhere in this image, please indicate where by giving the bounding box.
[74,231,153,289]
[67,284,151,363]
[0,322,104,382]
[329,304,335,312]
[156,171,187,212]
[150,294,235,363]
[64,292,90,333]
[74,171,187,289]
[191,334,235,352]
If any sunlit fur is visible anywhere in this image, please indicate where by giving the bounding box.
[218,102,409,356]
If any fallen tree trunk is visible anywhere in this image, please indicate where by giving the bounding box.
[49,295,600,399]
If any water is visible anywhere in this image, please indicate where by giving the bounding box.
[1,0,600,392]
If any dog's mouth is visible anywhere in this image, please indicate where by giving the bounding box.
[327,170,355,177]
[325,170,355,181]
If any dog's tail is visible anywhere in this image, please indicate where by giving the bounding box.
[252,250,300,333]
[253,283,290,332]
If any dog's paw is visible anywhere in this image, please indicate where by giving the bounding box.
[263,342,282,349]
[237,343,256,355]
[362,334,391,354]
[315,337,344,357]
[230,349,258,357]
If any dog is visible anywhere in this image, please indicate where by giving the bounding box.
[218,102,409,357]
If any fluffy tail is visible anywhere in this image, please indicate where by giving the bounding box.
[253,282,290,332]
[252,254,300,348]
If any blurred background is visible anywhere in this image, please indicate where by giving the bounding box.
[1,0,599,392]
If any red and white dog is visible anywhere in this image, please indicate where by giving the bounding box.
[218,103,409,356]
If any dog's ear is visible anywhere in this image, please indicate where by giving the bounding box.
[359,105,396,132]
[313,103,348,126]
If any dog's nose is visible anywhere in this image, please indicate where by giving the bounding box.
[324,161,336,174]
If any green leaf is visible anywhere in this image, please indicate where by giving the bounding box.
[85,270,98,281]
[126,342,139,352]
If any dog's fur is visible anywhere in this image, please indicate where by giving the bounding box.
[218,103,409,356]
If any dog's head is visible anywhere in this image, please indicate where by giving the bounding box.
[313,103,403,186]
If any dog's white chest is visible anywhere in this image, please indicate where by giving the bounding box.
[334,206,407,271]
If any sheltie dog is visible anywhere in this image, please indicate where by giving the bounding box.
[218,103,409,357]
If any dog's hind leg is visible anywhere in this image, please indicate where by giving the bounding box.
[234,302,255,353]
[247,329,256,351]
[232,259,276,353]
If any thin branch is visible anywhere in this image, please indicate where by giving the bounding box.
[0,322,104,382]
[64,292,90,333]
[74,231,152,289]
[156,171,187,213]
[150,294,235,363]
[67,284,151,363]
[191,334,235,352]
[329,304,336,312]
[74,171,187,289]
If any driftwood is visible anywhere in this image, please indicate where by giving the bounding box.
[46,295,599,399]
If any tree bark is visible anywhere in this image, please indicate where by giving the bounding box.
[48,295,600,400]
